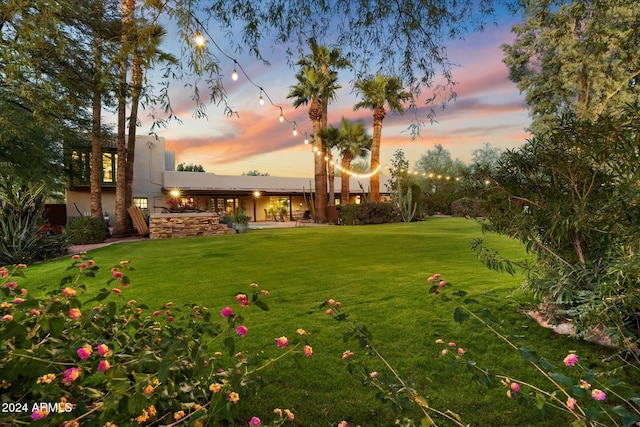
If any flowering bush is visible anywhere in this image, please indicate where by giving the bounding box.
[430,274,640,427]
[0,256,311,426]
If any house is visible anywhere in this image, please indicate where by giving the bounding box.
[65,136,389,223]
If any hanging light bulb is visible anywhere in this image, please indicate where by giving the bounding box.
[304,134,309,144]
[194,31,205,47]
[292,125,298,136]
[259,89,264,105]
[232,61,238,81]
[279,108,284,122]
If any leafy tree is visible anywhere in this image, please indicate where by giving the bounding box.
[502,0,640,135]
[177,163,205,172]
[242,170,269,176]
[413,144,466,215]
[474,107,640,346]
[354,74,411,201]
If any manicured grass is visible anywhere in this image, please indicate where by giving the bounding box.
[19,218,623,426]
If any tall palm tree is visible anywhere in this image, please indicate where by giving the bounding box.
[338,118,372,204]
[113,0,135,237]
[125,24,176,217]
[289,39,350,221]
[317,126,342,205]
[288,67,328,221]
[354,74,411,201]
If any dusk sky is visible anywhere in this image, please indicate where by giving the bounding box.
[120,11,532,177]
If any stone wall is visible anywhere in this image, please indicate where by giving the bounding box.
[149,212,235,239]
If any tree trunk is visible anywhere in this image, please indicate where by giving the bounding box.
[341,152,351,204]
[125,53,142,225]
[313,118,327,222]
[370,112,384,202]
[327,151,335,205]
[90,4,103,221]
[113,0,134,237]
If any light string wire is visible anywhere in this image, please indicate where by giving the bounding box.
[187,15,384,178]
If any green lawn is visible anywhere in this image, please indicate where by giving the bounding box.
[19,218,623,426]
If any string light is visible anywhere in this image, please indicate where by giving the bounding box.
[194,31,205,47]
[188,17,387,179]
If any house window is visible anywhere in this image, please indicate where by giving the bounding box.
[71,151,90,183]
[133,197,148,209]
[102,153,117,183]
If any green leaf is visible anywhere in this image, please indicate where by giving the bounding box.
[59,275,72,286]
[549,372,574,387]
[630,396,640,408]
[452,290,467,297]
[518,347,538,363]
[538,357,557,371]
[463,298,479,305]
[253,300,269,311]
[224,336,235,356]
[453,307,470,324]
[127,393,147,415]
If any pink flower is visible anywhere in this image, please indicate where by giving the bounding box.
[250,283,259,289]
[236,325,248,337]
[448,342,456,347]
[249,417,261,426]
[591,389,606,401]
[79,262,88,269]
[342,350,354,359]
[370,371,378,378]
[228,392,240,404]
[510,382,520,392]
[221,307,234,318]
[441,349,449,356]
[77,344,93,360]
[303,345,313,357]
[338,421,348,427]
[30,308,41,316]
[12,298,24,304]
[284,409,294,421]
[62,287,76,297]
[87,260,95,266]
[63,367,81,383]
[153,310,161,316]
[580,379,591,390]
[235,293,249,306]
[435,339,444,344]
[98,359,110,372]
[439,281,447,287]
[326,308,334,315]
[20,288,27,295]
[276,336,288,348]
[563,353,579,367]
[458,347,465,356]
[4,281,17,290]
[111,288,121,295]
[69,308,82,319]
[96,344,111,357]
[1,314,13,322]
[31,406,49,420]
[0,267,8,278]
[72,255,82,260]
[566,396,577,410]
[112,270,123,279]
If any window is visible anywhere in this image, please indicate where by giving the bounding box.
[133,197,148,209]
[102,153,117,184]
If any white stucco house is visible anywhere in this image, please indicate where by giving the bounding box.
[65,136,388,224]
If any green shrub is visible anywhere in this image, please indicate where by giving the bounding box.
[66,216,109,245]
[0,180,68,265]
[340,202,399,225]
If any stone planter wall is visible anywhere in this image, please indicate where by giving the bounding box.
[149,212,235,239]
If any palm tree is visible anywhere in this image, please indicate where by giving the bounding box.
[354,74,411,201]
[288,67,329,221]
[338,118,372,204]
[317,126,342,205]
[125,24,176,218]
[289,39,350,221]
